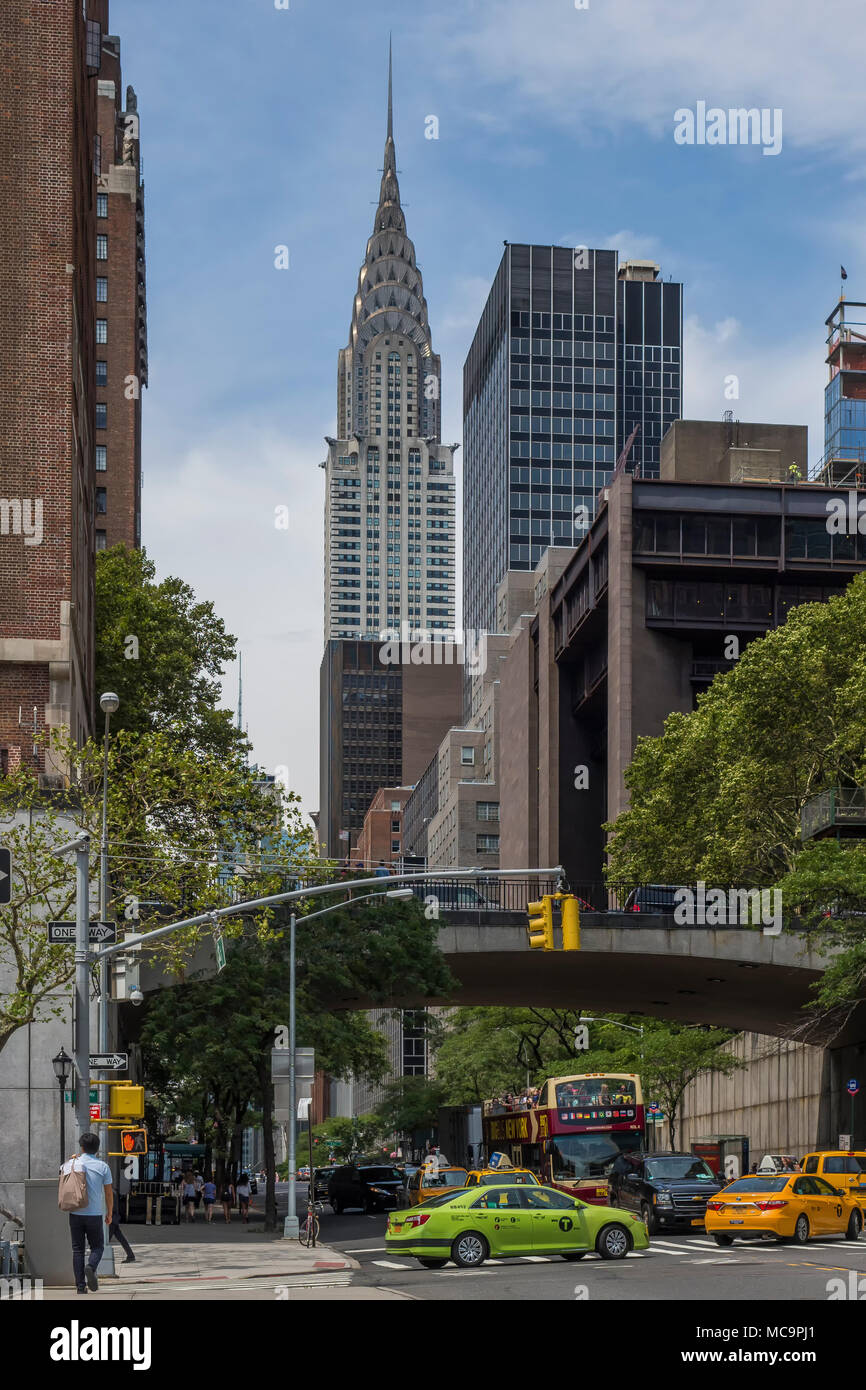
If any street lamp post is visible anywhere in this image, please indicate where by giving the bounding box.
[284,886,414,1239]
[52,1047,73,1169]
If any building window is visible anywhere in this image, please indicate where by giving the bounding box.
[477,802,500,822]
[95,530,107,551]
[95,446,107,472]
[96,319,107,343]
[96,234,108,261]
[95,360,107,386]
[95,487,107,515]
[460,746,475,765]
[96,277,108,302]
[476,834,500,853]
[390,800,401,812]
[97,193,108,219]
[391,839,401,853]
[95,403,107,429]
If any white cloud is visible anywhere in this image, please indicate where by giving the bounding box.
[142,427,325,814]
[440,0,866,155]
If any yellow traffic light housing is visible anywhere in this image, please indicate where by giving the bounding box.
[527,896,555,950]
[109,1085,145,1119]
[561,895,581,951]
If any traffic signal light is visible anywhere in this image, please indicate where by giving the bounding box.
[120,1129,148,1155]
[527,896,554,950]
[561,895,581,951]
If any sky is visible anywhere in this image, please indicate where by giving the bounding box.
[111,0,866,821]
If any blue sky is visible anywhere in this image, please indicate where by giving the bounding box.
[113,0,866,817]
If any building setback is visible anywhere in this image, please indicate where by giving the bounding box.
[94,30,146,549]
[0,0,102,775]
[463,246,683,638]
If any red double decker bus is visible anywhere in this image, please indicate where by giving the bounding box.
[482,1073,645,1205]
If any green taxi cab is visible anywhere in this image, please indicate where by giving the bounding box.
[385,1182,648,1268]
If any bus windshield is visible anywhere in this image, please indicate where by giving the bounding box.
[555,1078,636,1108]
[549,1132,642,1182]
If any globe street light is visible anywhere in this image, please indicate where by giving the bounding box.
[52,1046,73,1169]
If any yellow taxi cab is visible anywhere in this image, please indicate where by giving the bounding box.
[705,1172,863,1246]
[465,1167,540,1188]
[407,1166,469,1206]
[801,1151,866,1211]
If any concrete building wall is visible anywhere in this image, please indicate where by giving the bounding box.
[677,1032,827,1157]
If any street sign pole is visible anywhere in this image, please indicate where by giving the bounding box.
[73,841,91,1140]
[284,911,298,1239]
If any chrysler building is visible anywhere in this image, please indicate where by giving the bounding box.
[323,46,457,640]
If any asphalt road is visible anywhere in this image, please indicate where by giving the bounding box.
[307,1194,866,1302]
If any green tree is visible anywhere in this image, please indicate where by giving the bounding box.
[308,1115,383,1164]
[0,729,303,1057]
[605,576,866,886]
[374,1075,445,1144]
[777,839,866,1010]
[95,545,245,759]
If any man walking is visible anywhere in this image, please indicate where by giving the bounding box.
[65,1132,113,1294]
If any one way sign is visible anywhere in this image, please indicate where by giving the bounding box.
[47,921,117,944]
[0,846,11,905]
[89,1053,128,1070]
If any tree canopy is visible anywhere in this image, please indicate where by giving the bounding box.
[606,575,866,886]
[95,544,245,760]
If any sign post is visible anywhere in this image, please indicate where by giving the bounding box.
[847,1079,860,1147]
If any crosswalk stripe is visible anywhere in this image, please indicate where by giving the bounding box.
[520,1256,553,1262]
[372,1260,412,1270]
[345,1246,387,1253]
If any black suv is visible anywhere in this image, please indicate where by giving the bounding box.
[328,1164,405,1214]
[609,1152,723,1233]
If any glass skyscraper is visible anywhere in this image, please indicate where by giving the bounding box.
[463,245,683,635]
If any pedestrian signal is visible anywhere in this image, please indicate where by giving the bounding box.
[120,1129,148,1155]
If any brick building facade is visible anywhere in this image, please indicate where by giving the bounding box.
[94,28,145,550]
[0,0,102,775]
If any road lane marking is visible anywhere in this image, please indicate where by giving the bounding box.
[343,1246,388,1253]
[520,1256,553,1262]
[372,1260,412,1269]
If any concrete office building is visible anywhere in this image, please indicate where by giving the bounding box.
[496,418,866,885]
[463,246,683,637]
[322,47,456,642]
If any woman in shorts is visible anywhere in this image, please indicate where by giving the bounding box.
[202,1174,217,1222]
[236,1172,252,1225]
[181,1174,197,1223]
[221,1177,236,1223]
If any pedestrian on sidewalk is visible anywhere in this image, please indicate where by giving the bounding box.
[221,1176,236,1223]
[193,1170,204,1211]
[181,1174,197,1222]
[202,1174,217,1222]
[107,1208,136,1264]
[64,1131,112,1295]
[236,1172,252,1225]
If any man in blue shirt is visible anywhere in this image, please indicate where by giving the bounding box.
[64,1131,113,1293]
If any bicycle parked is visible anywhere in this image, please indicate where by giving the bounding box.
[299,1198,325,1247]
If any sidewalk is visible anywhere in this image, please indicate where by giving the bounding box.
[40,1190,415,1299]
